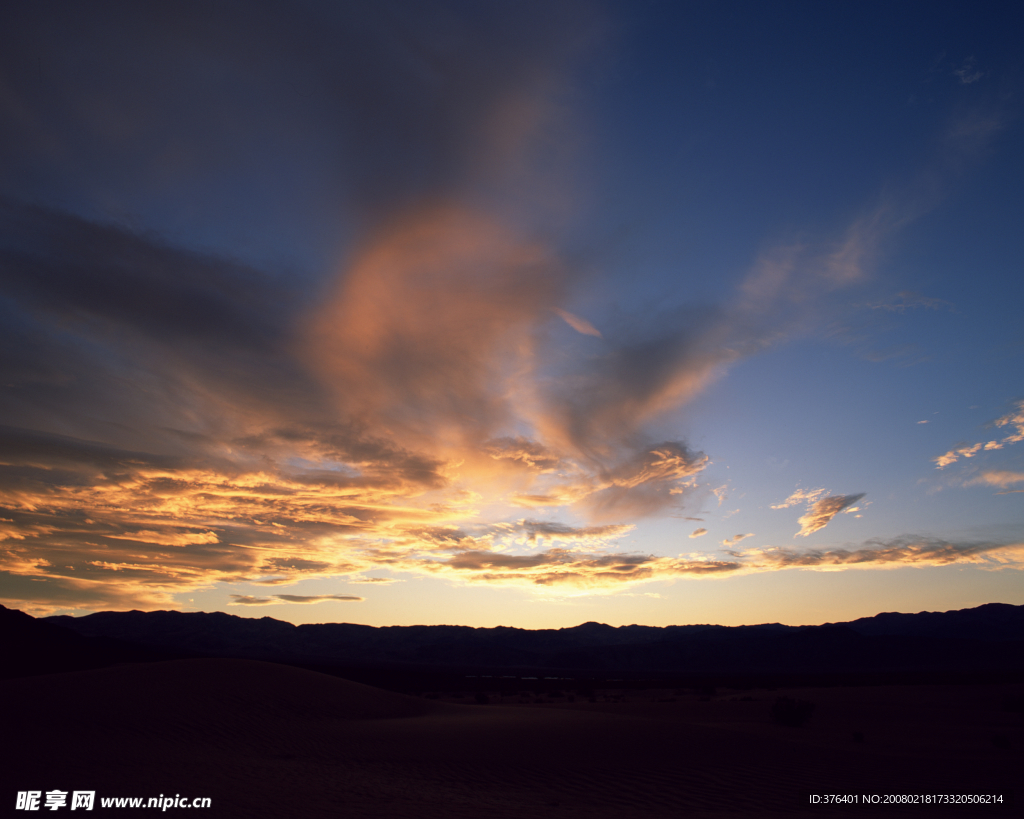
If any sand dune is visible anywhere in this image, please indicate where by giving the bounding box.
[5,660,1020,818]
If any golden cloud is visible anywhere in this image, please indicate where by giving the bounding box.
[935,400,1024,468]
[796,494,865,537]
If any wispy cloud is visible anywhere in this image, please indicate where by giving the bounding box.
[771,487,827,510]
[739,535,1023,571]
[935,400,1024,468]
[721,533,753,546]
[554,308,602,337]
[953,57,983,85]
[420,548,742,588]
[796,494,865,537]
[519,520,634,543]
[771,487,865,536]
[229,594,363,605]
[689,527,708,538]
[968,470,1024,488]
[864,291,954,313]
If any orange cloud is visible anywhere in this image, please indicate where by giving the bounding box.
[105,530,221,547]
[303,205,563,450]
[796,493,865,537]
[554,307,602,337]
[935,400,1024,468]
[771,487,827,510]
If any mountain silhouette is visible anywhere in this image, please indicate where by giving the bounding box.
[16,602,1020,681]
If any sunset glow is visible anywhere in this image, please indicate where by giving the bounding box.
[1,0,1021,627]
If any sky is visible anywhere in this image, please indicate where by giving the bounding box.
[1,0,1022,628]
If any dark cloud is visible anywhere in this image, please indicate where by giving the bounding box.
[276,594,363,604]
[0,200,294,349]
[435,548,741,586]
[0,0,600,235]
[538,309,739,459]
[0,570,175,615]
[229,593,362,605]
[260,557,335,573]
[519,520,633,541]
[747,535,1022,569]
[580,442,709,521]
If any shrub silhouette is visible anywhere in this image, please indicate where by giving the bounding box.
[771,696,815,727]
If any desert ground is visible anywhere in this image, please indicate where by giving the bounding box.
[5,659,1019,818]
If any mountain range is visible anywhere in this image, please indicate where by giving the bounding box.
[3,601,1019,681]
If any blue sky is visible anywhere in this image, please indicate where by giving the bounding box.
[0,0,1021,627]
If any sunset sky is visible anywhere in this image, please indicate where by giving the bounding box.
[1,0,1022,628]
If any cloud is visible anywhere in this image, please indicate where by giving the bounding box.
[423,547,741,588]
[229,593,363,605]
[935,400,1024,468]
[0,2,1013,615]
[721,533,753,546]
[953,58,983,85]
[741,535,1023,571]
[935,441,994,468]
[105,530,221,547]
[771,487,827,510]
[554,308,602,337]
[865,291,954,313]
[417,531,1024,589]
[796,494,866,537]
[276,594,363,604]
[484,437,564,472]
[773,487,866,537]
[303,205,565,445]
[689,528,707,538]
[228,595,277,606]
[994,401,1024,444]
[578,442,710,521]
[519,520,634,543]
[0,568,179,617]
[968,470,1024,488]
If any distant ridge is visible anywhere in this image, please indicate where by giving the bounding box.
[11,601,1019,679]
[0,603,194,679]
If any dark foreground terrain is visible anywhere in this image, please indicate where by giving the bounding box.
[2,604,1021,817]
[4,658,1021,818]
